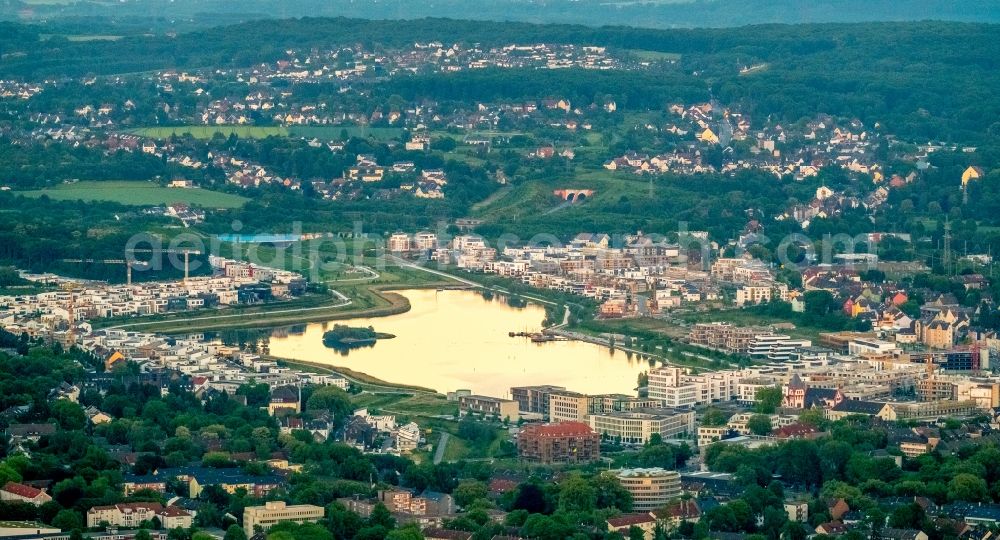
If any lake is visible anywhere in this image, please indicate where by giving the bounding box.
[266,289,653,397]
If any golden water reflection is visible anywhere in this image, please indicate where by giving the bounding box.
[266,289,653,397]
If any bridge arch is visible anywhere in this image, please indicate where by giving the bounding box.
[553,189,594,202]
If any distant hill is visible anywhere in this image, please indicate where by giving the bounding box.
[3,0,1000,29]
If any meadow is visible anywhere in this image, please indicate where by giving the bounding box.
[21,180,249,208]
[131,125,404,141]
[131,125,289,139]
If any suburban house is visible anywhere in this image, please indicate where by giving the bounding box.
[0,482,53,506]
[607,513,658,540]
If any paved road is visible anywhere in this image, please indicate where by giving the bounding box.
[433,432,450,464]
[387,255,482,288]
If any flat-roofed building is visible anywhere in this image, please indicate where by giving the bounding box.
[517,421,600,464]
[612,468,682,511]
[243,501,325,534]
[648,366,742,407]
[388,233,412,253]
[510,385,566,418]
[458,395,520,422]
[588,407,695,445]
[548,390,590,423]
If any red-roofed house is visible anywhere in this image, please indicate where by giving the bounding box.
[827,498,850,521]
[155,505,194,529]
[773,423,821,440]
[422,528,473,540]
[516,422,600,464]
[816,521,848,536]
[488,477,519,496]
[0,482,52,506]
[607,513,657,539]
[653,499,701,526]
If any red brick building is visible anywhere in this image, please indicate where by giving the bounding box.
[517,422,600,464]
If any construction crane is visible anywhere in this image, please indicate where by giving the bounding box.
[60,258,149,286]
[127,248,203,282]
[56,281,86,346]
[918,354,939,402]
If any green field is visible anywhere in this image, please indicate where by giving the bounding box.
[471,169,645,220]
[289,126,404,141]
[627,49,682,61]
[132,126,288,139]
[21,181,249,208]
[131,125,404,141]
[66,35,123,42]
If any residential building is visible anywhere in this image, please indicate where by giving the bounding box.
[825,400,893,421]
[150,467,284,498]
[156,506,194,530]
[243,501,325,534]
[648,366,741,407]
[395,422,421,453]
[268,385,300,416]
[87,502,180,528]
[517,422,600,464]
[784,501,809,523]
[736,285,775,306]
[121,474,168,496]
[458,395,520,421]
[689,322,763,353]
[389,233,411,253]
[747,334,812,361]
[881,529,929,540]
[653,499,702,526]
[422,529,473,540]
[606,513,658,540]
[0,482,52,506]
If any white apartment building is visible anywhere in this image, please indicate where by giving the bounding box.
[747,334,812,361]
[413,232,438,251]
[735,285,774,306]
[388,233,411,253]
[648,366,743,407]
[87,503,191,529]
[848,338,898,356]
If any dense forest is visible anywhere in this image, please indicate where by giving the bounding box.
[0,193,210,282]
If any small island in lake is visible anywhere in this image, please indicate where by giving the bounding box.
[322,324,395,350]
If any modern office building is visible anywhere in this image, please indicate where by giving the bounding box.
[243,501,325,534]
[613,468,682,511]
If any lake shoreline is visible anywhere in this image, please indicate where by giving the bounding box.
[266,288,650,396]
